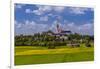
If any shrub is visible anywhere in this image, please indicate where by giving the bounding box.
[85,43,91,47]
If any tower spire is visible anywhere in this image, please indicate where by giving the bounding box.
[56,21,62,33]
[55,15,62,33]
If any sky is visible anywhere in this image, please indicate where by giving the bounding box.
[15,3,94,35]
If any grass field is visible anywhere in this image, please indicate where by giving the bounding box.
[15,45,94,65]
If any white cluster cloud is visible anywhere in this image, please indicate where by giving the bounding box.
[53,6,65,12]
[15,19,93,35]
[25,9,32,13]
[50,20,94,35]
[40,16,49,22]
[15,4,94,35]
[15,20,48,35]
[24,5,93,16]
[16,4,93,16]
[25,5,52,15]
[15,21,22,28]
[25,5,65,15]
[33,5,52,15]
[69,7,93,15]
[78,23,93,30]
[64,22,94,35]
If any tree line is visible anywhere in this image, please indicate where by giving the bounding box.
[15,31,94,49]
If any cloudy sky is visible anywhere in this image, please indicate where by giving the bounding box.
[15,3,94,35]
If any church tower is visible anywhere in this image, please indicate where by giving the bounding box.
[56,16,62,33]
[56,23,62,33]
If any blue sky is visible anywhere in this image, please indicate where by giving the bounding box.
[15,3,94,35]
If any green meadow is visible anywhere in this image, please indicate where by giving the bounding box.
[15,45,94,65]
